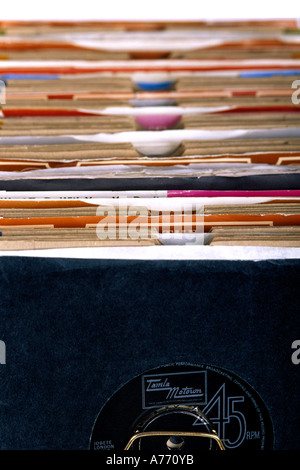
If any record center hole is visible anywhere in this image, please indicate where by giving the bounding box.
[166,436,185,450]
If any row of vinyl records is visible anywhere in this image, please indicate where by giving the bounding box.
[0,19,299,251]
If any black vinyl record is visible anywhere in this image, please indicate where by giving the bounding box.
[0,174,299,191]
[90,363,274,452]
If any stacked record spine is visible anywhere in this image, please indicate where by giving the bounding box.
[0,19,299,251]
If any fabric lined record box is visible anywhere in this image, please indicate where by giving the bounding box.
[0,254,299,450]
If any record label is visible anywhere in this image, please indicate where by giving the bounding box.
[90,363,273,451]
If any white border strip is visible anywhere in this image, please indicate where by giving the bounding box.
[0,245,299,260]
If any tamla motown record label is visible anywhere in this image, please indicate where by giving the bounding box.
[90,363,274,451]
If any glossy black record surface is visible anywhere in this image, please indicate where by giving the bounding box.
[90,363,274,451]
